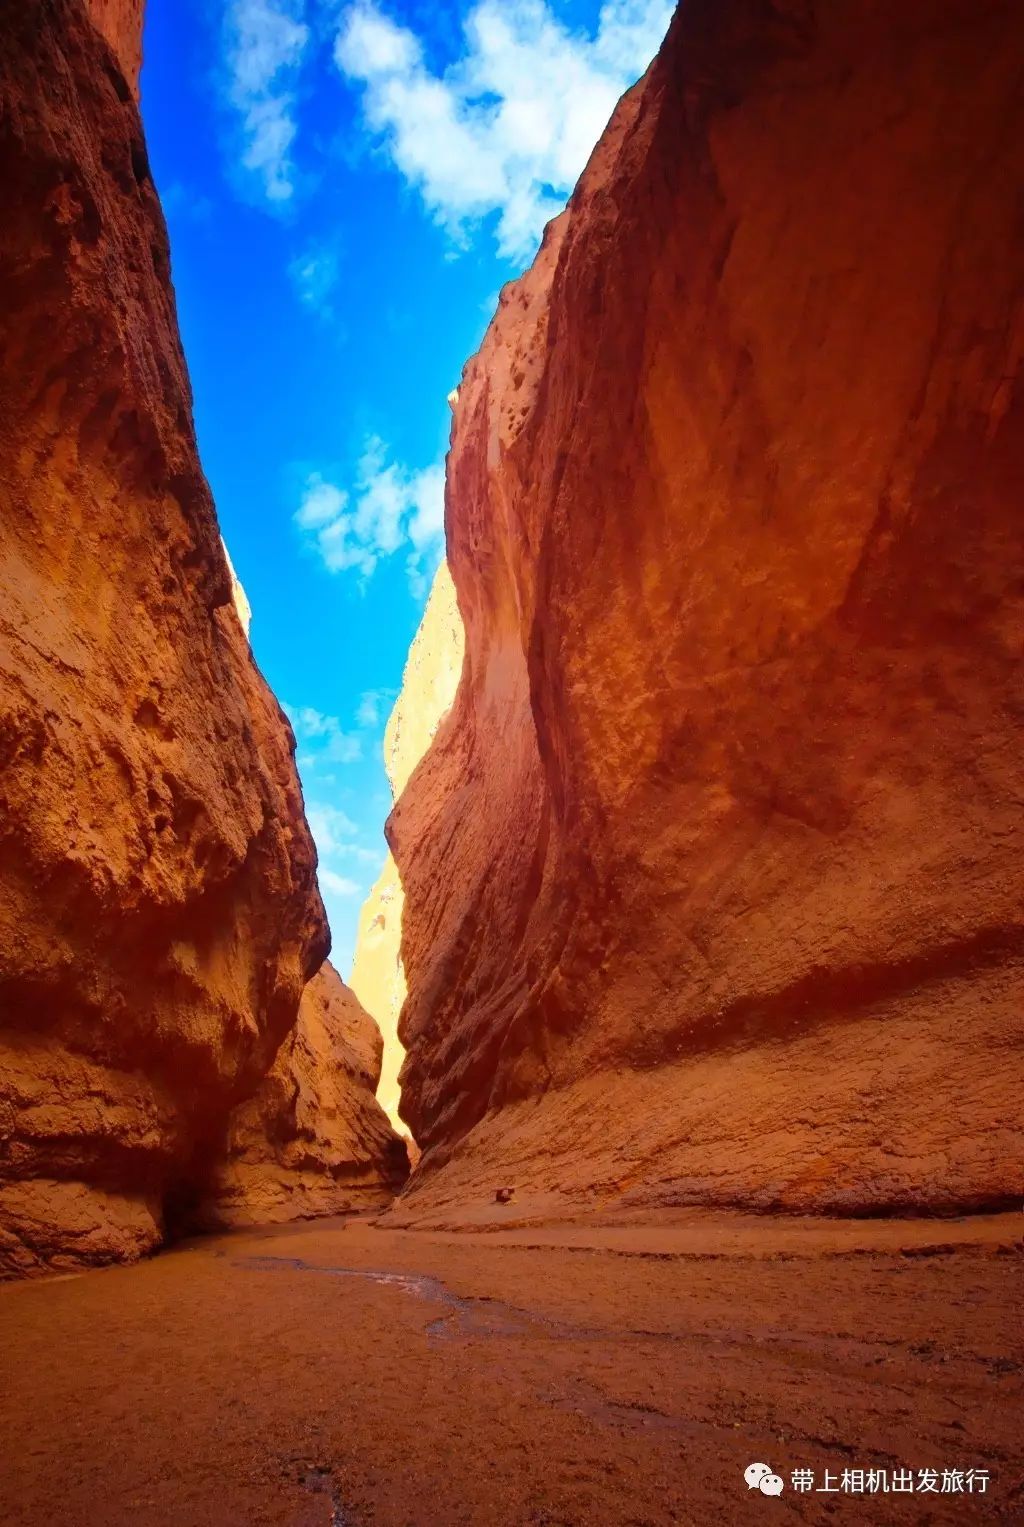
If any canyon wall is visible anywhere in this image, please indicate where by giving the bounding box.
[84,0,144,94]
[205,962,409,1225]
[391,0,1024,1222]
[351,562,464,1145]
[0,0,403,1275]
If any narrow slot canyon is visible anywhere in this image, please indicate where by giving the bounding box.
[1,1,1022,1523]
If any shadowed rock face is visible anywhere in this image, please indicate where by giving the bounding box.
[391,0,1024,1220]
[0,1,401,1275]
[205,963,409,1226]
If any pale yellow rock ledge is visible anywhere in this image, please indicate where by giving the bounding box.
[350,560,465,1142]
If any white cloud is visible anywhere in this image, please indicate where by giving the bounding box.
[356,688,396,729]
[303,798,378,963]
[319,868,361,898]
[334,0,673,260]
[305,801,360,858]
[224,0,310,203]
[340,3,421,74]
[349,844,386,865]
[405,461,445,548]
[295,437,445,594]
[283,703,363,764]
[295,479,347,532]
[289,245,341,313]
[285,703,333,738]
[596,0,675,75]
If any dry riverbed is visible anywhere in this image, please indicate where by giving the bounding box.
[0,1212,1021,1524]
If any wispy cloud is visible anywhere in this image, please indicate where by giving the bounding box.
[284,702,363,763]
[224,0,310,204]
[302,799,374,955]
[289,244,342,314]
[334,0,673,260]
[295,436,445,595]
[305,801,361,857]
[356,688,396,729]
[284,681,400,960]
[319,869,361,898]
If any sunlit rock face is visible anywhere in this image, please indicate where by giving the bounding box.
[0,1,400,1276]
[351,855,407,1134]
[203,963,409,1225]
[221,538,253,639]
[85,0,144,95]
[390,0,1024,1221]
[351,563,464,1145]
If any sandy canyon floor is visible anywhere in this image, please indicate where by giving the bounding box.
[0,1212,1020,1525]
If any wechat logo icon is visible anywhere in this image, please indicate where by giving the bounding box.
[745,1463,785,1496]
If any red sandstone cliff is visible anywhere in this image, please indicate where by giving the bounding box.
[0,0,403,1275]
[85,0,143,94]
[391,0,1024,1222]
[205,963,409,1225]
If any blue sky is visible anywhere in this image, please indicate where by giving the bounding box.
[141,0,672,975]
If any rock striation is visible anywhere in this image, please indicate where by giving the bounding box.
[390,0,1024,1222]
[351,561,464,1147]
[0,0,403,1275]
[204,962,409,1225]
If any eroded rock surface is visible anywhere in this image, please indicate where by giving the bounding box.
[85,0,143,94]
[0,0,401,1275]
[391,0,1024,1221]
[351,562,463,1145]
[205,963,409,1225]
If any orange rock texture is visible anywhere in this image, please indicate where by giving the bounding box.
[0,0,402,1275]
[85,0,144,95]
[351,562,464,1143]
[391,0,1024,1223]
[204,963,409,1226]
